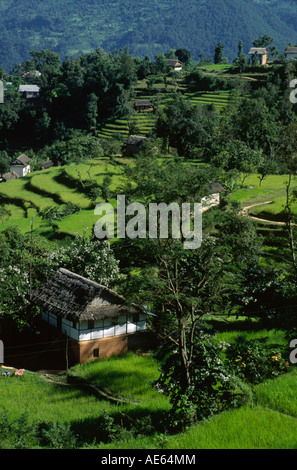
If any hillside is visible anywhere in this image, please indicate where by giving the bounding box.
[1,0,297,70]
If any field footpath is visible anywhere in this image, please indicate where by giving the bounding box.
[240,201,290,225]
[39,371,139,405]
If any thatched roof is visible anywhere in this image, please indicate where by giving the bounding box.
[1,171,19,181]
[11,154,31,167]
[248,48,267,55]
[19,84,40,93]
[124,135,148,146]
[31,268,146,322]
[166,59,183,67]
[209,182,224,193]
[134,100,153,107]
[285,47,297,54]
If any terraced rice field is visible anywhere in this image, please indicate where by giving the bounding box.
[97,113,156,140]
[183,90,231,112]
[97,90,230,139]
[0,157,128,238]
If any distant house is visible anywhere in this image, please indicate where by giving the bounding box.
[39,160,54,170]
[10,154,31,177]
[285,47,297,60]
[122,135,148,157]
[134,100,154,112]
[166,59,184,72]
[19,84,40,99]
[31,268,154,365]
[201,182,224,212]
[0,171,19,183]
[248,48,268,65]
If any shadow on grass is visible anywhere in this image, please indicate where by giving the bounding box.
[70,406,168,445]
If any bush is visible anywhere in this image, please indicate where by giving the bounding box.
[154,332,240,431]
[0,411,40,449]
[226,336,289,384]
[41,422,77,449]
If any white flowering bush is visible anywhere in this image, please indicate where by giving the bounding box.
[48,234,121,287]
[0,264,32,330]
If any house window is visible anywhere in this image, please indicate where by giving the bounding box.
[93,348,99,358]
[88,320,94,330]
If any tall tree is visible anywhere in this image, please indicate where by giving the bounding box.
[155,95,218,157]
[117,148,262,423]
[214,42,225,64]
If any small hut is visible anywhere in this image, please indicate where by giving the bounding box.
[31,268,154,365]
[134,100,154,112]
[166,59,184,72]
[10,154,31,177]
[248,48,268,65]
[122,135,148,157]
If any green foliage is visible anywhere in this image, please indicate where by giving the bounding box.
[40,202,80,228]
[154,332,238,430]
[0,410,77,449]
[47,234,121,287]
[0,150,10,174]
[155,94,218,157]
[0,411,40,449]
[41,422,77,449]
[40,135,104,166]
[225,336,289,384]
[0,0,296,72]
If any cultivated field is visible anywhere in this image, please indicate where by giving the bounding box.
[1,323,296,449]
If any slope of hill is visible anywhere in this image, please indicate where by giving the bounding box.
[1,0,297,70]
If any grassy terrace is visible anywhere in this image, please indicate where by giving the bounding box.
[0,157,127,238]
[229,174,297,219]
[1,326,297,449]
[98,70,231,140]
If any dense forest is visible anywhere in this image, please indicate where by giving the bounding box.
[1,0,297,70]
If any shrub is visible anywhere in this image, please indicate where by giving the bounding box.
[226,336,289,384]
[154,332,240,431]
[0,411,40,449]
[42,422,77,449]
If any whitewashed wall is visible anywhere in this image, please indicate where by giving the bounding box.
[10,165,31,177]
[42,311,147,341]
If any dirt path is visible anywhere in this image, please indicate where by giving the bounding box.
[240,200,288,226]
[40,372,138,405]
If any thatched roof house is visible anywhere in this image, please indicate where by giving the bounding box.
[19,84,40,99]
[32,268,145,322]
[248,47,268,65]
[285,47,297,60]
[32,268,154,364]
[122,135,148,157]
[10,153,31,178]
[39,160,54,170]
[166,59,184,71]
[0,171,19,183]
[134,99,154,112]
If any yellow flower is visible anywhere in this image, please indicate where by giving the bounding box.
[272,355,279,361]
